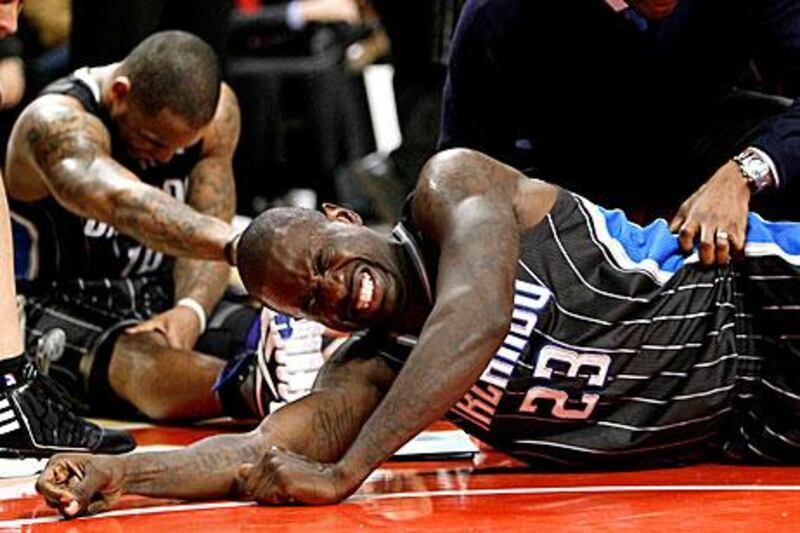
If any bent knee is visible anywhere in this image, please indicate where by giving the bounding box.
[113,330,168,358]
[109,331,172,418]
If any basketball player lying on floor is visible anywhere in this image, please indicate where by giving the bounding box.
[37,148,800,516]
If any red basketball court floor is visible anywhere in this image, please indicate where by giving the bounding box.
[2,421,800,532]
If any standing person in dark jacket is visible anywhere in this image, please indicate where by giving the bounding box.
[439,0,800,265]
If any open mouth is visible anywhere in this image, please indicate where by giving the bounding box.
[351,265,383,319]
[356,269,375,311]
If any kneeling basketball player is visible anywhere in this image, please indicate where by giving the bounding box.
[4,30,324,425]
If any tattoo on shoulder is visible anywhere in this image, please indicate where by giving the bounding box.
[23,104,110,171]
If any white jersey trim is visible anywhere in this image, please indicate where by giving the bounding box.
[574,194,678,286]
[72,67,102,104]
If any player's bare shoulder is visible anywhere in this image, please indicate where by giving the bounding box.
[411,148,557,238]
[6,94,111,199]
[201,83,241,157]
[14,94,111,165]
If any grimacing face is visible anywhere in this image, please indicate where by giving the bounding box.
[252,209,407,332]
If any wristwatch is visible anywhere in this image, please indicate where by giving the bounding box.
[732,148,776,194]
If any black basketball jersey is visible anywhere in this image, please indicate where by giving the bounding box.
[11,68,204,283]
[361,189,800,468]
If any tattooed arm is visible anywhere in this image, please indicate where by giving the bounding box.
[173,85,239,315]
[7,95,231,260]
[124,86,240,347]
[35,339,395,516]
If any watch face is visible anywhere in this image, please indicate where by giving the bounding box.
[735,150,774,193]
[743,156,768,178]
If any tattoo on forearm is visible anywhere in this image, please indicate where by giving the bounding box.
[112,188,229,259]
[22,103,231,260]
[126,434,264,498]
[174,258,229,311]
[188,159,236,220]
[311,393,361,461]
[186,85,238,221]
[169,145,237,296]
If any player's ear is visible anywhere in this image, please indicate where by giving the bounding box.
[109,76,132,104]
[321,203,363,226]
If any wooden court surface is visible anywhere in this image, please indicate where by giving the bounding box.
[2,422,800,532]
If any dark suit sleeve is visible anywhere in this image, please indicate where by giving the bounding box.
[437,0,519,162]
[747,0,800,189]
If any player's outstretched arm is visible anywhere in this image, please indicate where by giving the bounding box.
[35,342,395,517]
[8,95,232,261]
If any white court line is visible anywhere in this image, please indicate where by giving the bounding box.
[0,483,35,500]
[5,484,800,527]
[0,501,255,527]
[355,483,800,501]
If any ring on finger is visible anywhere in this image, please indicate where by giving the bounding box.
[716,230,729,241]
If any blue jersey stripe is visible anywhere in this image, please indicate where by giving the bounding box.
[581,195,800,274]
[579,197,686,282]
[745,214,800,259]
